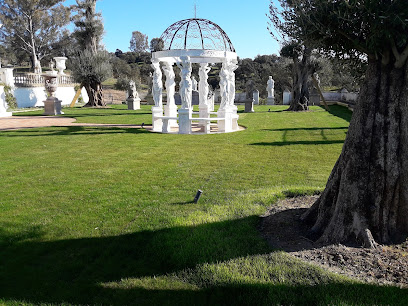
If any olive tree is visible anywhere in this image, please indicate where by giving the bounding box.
[71,0,111,107]
[269,0,408,247]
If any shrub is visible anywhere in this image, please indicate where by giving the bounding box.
[4,85,17,109]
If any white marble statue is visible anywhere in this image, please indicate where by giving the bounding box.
[199,63,211,107]
[226,59,238,108]
[162,61,176,105]
[192,76,198,91]
[267,76,274,98]
[128,80,139,99]
[34,59,42,74]
[176,56,192,109]
[219,63,229,110]
[151,60,163,108]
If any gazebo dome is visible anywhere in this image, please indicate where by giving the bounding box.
[160,18,235,52]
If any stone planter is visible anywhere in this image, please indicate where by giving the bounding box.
[54,57,67,75]
[43,72,63,115]
[44,72,58,97]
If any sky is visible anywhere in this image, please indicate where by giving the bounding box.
[64,0,280,59]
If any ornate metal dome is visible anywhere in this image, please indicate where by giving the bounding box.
[160,18,235,52]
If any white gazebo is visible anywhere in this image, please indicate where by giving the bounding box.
[151,18,240,134]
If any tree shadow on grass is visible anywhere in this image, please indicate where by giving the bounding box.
[262,127,349,132]
[326,105,353,123]
[0,216,266,304]
[0,215,406,305]
[250,140,345,146]
[0,126,150,137]
[67,111,151,118]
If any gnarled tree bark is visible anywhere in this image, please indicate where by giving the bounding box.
[287,47,313,111]
[302,56,408,247]
[83,82,104,107]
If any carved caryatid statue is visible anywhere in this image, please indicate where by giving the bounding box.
[151,60,163,108]
[219,63,229,110]
[199,63,211,107]
[267,76,275,98]
[162,61,176,106]
[226,59,238,107]
[176,56,192,109]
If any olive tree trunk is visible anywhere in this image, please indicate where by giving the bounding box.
[83,82,104,107]
[301,58,408,247]
[287,47,312,111]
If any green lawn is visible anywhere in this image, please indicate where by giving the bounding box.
[0,105,406,305]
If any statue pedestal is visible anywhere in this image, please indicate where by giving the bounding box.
[127,97,141,110]
[0,110,12,117]
[178,108,192,134]
[44,97,63,115]
[152,106,163,132]
[217,108,234,133]
[244,99,254,113]
[164,104,178,128]
[198,105,210,127]
[267,97,275,105]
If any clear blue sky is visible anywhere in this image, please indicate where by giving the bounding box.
[64,0,280,59]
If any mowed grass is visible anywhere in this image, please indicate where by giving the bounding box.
[0,105,406,305]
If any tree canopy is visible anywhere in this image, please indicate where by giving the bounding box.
[129,31,149,53]
[269,0,408,67]
[0,0,70,69]
[72,0,104,54]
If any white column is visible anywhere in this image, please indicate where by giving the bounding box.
[151,59,163,132]
[162,61,178,129]
[176,56,192,134]
[0,68,14,87]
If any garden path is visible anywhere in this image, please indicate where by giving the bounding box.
[0,116,144,131]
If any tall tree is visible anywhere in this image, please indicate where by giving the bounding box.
[150,37,164,52]
[129,31,148,53]
[71,0,111,107]
[72,0,103,54]
[269,10,318,111]
[0,0,70,72]
[280,42,316,111]
[269,0,408,247]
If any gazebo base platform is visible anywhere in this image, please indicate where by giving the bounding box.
[147,122,245,134]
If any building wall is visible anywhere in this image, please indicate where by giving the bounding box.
[14,86,89,108]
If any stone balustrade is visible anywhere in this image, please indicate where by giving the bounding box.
[14,73,76,87]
